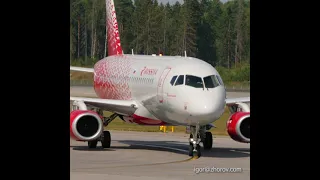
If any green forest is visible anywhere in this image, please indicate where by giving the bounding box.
[70,0,250,83]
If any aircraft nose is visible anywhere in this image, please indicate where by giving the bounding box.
[189,87,226,118]
[199,103,216,117]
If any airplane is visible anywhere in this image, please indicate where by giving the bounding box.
[70,0,250,158]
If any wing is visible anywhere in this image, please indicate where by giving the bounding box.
[226,97,250,112]
[70,96,138,116]
[226,97,250,105]
[70,66,94,73]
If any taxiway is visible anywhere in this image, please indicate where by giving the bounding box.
[71,131,250,180]
[70,86,250,180]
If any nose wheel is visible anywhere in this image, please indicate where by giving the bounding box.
[188,125,213,157]
[189,142,201,157]
[188,125,202,158]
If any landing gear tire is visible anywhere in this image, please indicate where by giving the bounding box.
[188,143,193,156]
[88,140,98,148]
[203,131,212,150]
[101,131,111,148]
[188,143,201,157]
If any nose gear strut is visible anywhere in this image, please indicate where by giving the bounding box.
[188,124,213,158]
[188,124,201,157]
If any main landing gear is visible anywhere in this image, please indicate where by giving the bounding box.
[188,125,213,158]
[87,109,118,149]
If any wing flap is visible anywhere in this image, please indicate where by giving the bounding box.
[70,97,138,116]
[70,66,94,73]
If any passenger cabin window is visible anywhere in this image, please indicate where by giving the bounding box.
[175,75,184,86]
[185,75,204,88]
[170,76,177,85]
[203,75,220,88]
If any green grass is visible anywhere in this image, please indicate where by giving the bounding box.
[70,71,93,80]
[103,108,231,136]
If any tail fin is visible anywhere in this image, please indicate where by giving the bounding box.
[106,0,123,56]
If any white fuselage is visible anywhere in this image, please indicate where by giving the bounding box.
[93,54,226,126]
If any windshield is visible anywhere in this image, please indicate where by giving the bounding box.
[216,75,224,86]
[175,75,184,86]
[185,75,204,88]
[203,75,220,88]
[170,75,177,85]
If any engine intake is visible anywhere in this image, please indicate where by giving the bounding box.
[227,112,250,143]
[70,110,103,141]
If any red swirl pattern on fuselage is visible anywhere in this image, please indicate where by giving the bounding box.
[93,55,133,100]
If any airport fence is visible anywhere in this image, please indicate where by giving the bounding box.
[70,80,250,92]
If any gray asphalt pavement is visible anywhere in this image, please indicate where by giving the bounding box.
[70,131,250,180]
[70,86,250,180]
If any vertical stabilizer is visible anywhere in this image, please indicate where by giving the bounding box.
[106,0,123,56]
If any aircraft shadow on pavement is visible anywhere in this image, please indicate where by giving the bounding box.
[71,139,249,158]
[118,140,250,158]
[70,145,116,151]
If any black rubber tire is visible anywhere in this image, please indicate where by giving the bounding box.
[196,144,201,157]
[88,140,98,148]
[189,143,201,157]
[203,131,213,150]
[188,143,193,156]
[101,131,111,148]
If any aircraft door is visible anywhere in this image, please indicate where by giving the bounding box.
[157,67,171,103]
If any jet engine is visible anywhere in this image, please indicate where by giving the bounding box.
[70,110,103,141]
[226,112,250,143]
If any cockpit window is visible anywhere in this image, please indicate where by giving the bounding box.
[175,75,184,86]
[185,75,204,88]
[170,75,177,85]
[216,75,224,86]
[203,75,220,88]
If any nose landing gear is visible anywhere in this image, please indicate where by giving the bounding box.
[188,125,201,157]
[188,125,213,158]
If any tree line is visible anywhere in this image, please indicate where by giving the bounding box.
[70,0,250,82]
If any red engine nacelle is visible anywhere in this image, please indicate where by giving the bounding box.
[70,110,103,141]
[227,112,250,143]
